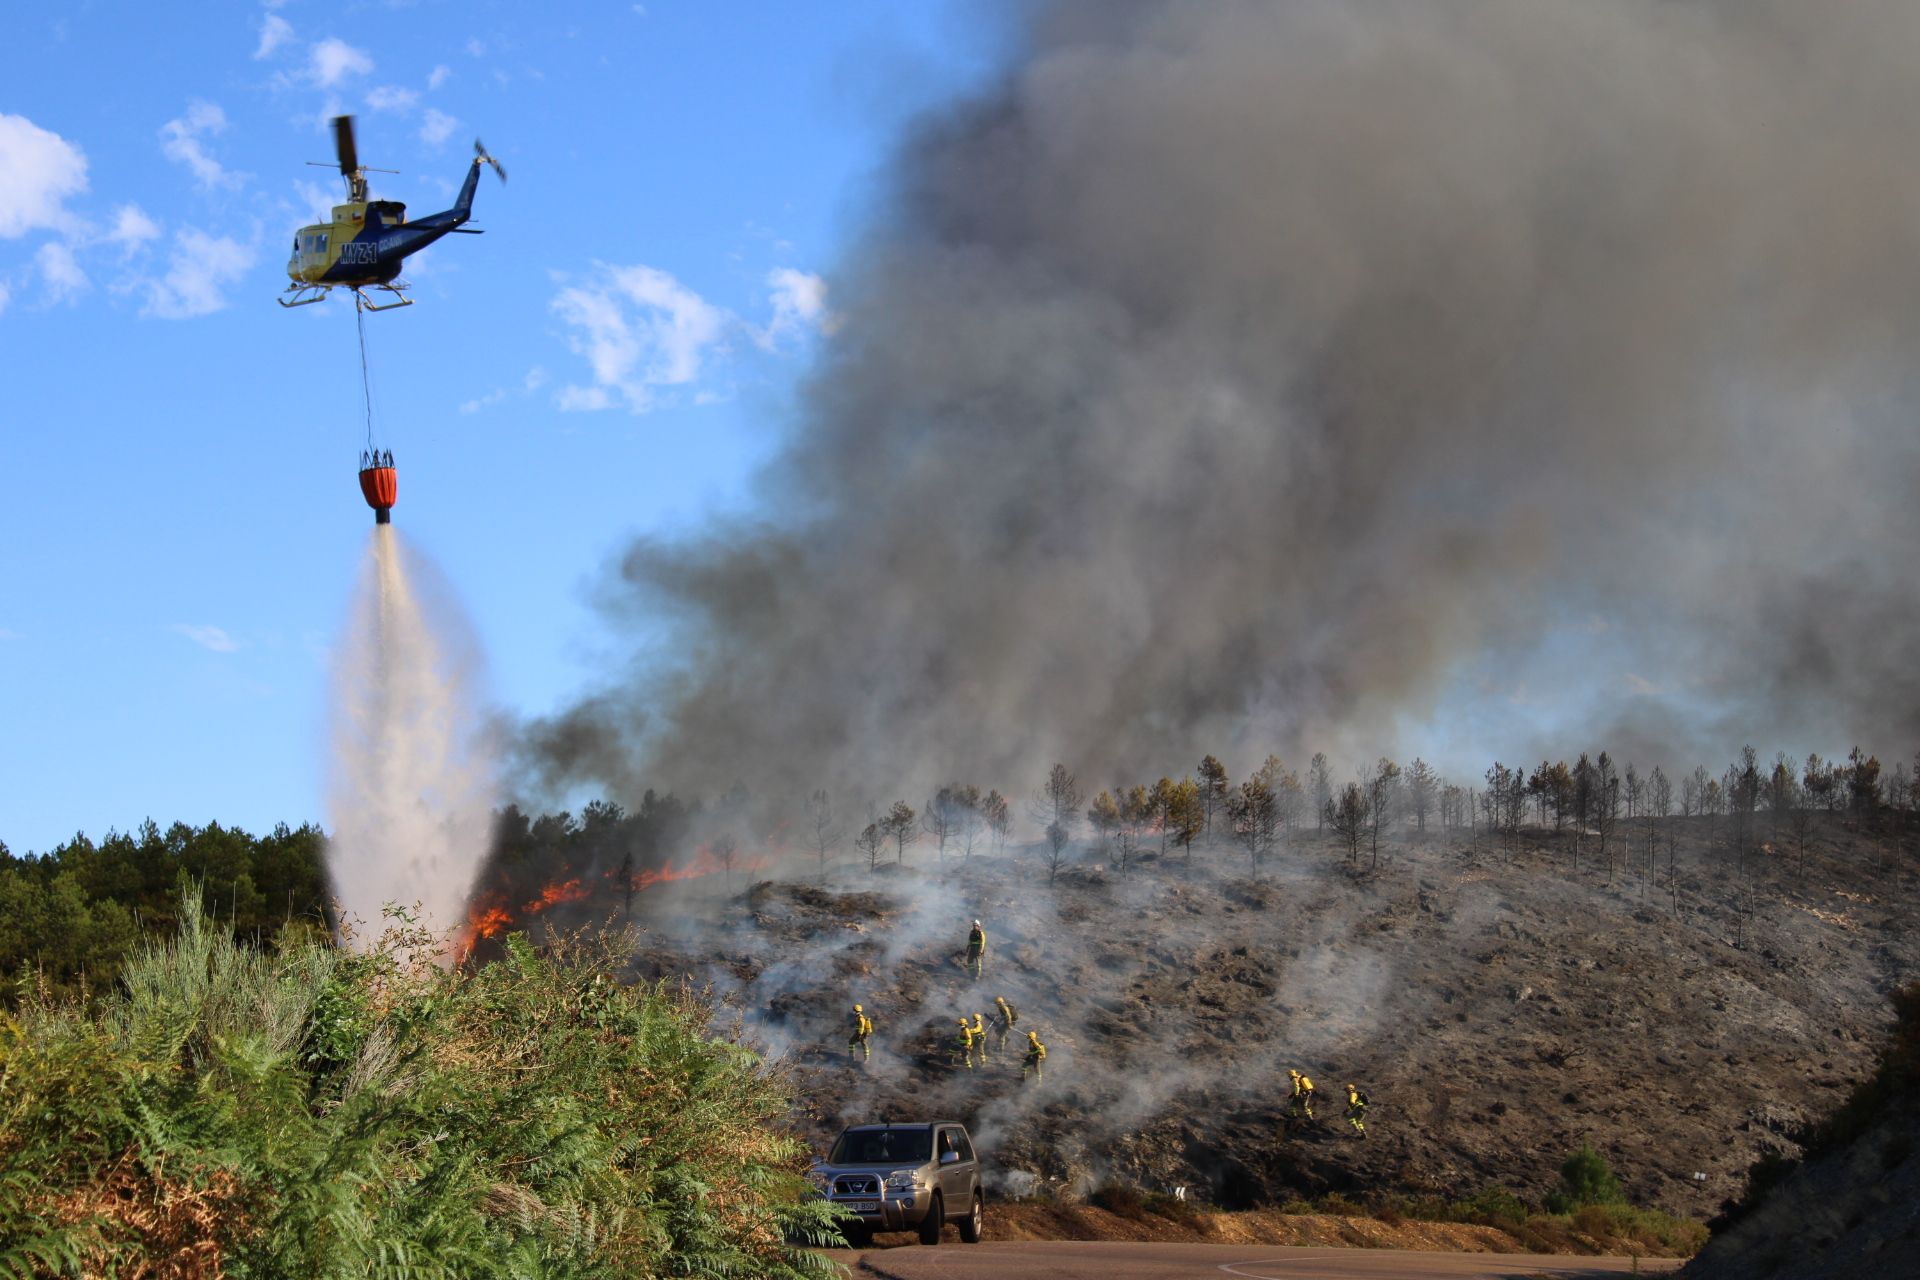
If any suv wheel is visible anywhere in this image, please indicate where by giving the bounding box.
[917,1192,944,1245]
[958,1192,984,1243]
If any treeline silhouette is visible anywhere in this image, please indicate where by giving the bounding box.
[0,798,696,1002]
[0,820,328,999]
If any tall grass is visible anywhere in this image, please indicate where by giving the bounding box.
[0,896,843,1278]
[1274,1182,1707,1256]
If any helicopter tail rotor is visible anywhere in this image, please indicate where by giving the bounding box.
[474,137,507,184]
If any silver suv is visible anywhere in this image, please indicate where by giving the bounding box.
[810,1121,984,1246]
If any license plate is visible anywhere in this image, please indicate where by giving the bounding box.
[846,1200,880,1213]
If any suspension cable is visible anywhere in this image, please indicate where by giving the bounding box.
[355,293,375,455]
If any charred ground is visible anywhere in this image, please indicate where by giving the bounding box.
[589,814,1917,1221]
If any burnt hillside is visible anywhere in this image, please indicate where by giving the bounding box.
[605,815,1916,1219]
[1683,983,1920,1278]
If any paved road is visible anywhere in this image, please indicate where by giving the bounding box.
[823,1241,1686,1280]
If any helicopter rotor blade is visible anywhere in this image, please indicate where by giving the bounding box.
[474,137,507,184]
[334,115,360,178]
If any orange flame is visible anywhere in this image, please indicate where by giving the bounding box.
[524,877,588,912]
[468,905,513,940]
[455,845,774,962]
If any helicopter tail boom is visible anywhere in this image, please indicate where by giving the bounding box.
[452,155,484,221]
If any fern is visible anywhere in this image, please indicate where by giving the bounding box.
[0,887,837,1278]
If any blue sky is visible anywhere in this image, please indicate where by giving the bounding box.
[1,0,995,855]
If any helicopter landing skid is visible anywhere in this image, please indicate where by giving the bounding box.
[353,281,413,312]
[277,284,332,308]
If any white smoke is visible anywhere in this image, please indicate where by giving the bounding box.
[327,526,498,948]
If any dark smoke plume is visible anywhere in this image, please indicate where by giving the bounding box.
[524,0,1920,808]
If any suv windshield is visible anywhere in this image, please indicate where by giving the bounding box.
[830,1127,933,1164]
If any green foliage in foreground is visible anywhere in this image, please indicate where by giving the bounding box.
[0,897,845,1279]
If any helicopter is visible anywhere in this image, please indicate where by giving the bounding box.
[280,115,505,310]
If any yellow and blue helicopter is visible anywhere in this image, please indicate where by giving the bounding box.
[280,115,504,310]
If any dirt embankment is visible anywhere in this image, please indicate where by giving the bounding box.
[987,1202,1513,1250]
[849,1201,1691,1258]
[998,1205,1520,1251]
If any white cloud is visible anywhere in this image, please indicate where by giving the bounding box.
[759,267,829,347]
[418,108,458,147]
[142,229,257,319]
[293,178,337,224]
[0,628,21,641]
[309,38,373,88]
[465,36,487,58]
[37,241,88,302]
[106,204,161,255]
[556,385,611,412]
[255,13,293,59]
[0,281,10,315]
[551,264,730,413]
[428,64,451,89]
[461,366,549,414]
[365,85,419,113]
[0,113,87,238]
[160,101,241,190]
[172,623,239,653]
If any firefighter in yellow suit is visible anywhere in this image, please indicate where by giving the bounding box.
[847,1003,873,1061]
[953,1017,977,1070]
[1288,1069,1315,1120]
[992,996,1018,1055]
[1023,1030,1047,1084]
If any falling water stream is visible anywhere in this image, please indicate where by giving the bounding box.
[326,525,497,951]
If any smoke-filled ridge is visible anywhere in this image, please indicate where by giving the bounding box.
[525,0,1920,808]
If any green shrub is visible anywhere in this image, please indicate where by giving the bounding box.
[1451,1186,1531,1230]
[1563,1202,1707,1254]
[1266,1186,1702,1257]
[1090,1181,1148,1220]
[1544,1143,1625,1213]
[1318,1191,1362,1217]
[1141,1190,1202,1226]
[0,893,843,1279]
[1571,1203,1617,1237]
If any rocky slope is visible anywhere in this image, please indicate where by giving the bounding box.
[1682,983,1920,1278]
[605,816,1916,1220]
